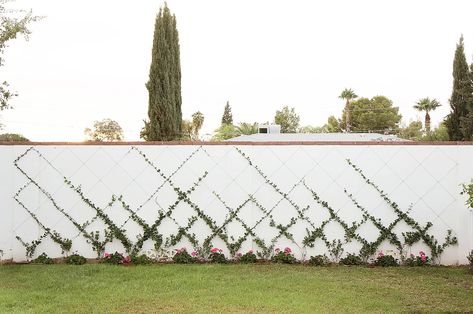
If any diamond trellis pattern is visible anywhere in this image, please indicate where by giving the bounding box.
[2,144,471,264]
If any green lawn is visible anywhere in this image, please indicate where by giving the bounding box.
[0,264,472,313]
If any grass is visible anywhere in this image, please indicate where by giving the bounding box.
[0,264,472,313]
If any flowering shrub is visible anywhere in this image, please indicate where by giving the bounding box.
[33,253,53,264]
[237,250,257,263]
[340,253,363,266]
[103,252,130,265]
[405,251,430,266]
[309,254,329,266]
[209,248,227,263]
[272,247,296,264]
[131,254,153,265]
[172,248,196,264]
[65,253,87,265]
[373,251,398,267]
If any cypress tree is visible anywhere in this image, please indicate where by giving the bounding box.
[141,3,182,141]
[445,35,473,141]
[459,63,473,140]
[221,101,233,125]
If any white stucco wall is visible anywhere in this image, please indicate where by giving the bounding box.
[0,143,471,264]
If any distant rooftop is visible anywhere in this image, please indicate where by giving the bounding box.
[225,132,407,142]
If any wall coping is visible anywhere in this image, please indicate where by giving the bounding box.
[1,141,473,146]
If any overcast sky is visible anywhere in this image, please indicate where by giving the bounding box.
[1,0,473,141]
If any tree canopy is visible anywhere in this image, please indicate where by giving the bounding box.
[212,124,240,141]
[340,96,401,133]
[0,133,29,142]
[397,121,449,141]
[84,119,124,142]
[397,121,423,141]
[325,116,341,133]
[237,122,258,135]
[298,125,326,133]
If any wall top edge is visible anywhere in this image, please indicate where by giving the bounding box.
[0,141,473,146]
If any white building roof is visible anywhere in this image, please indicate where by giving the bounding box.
[225,133,407,142]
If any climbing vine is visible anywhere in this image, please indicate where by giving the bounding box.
[11,146,459,263]
[346,158,458,261]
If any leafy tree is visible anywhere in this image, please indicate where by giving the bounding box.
[398,121,449,141]
[84,119,123,142]
[181,119,193,140]
[413,98,441,133]
[299,125,326,133]
[212,124,240,141]
[445,35,473,141]
[325,116,341,133]
[0,2,40,111]
[141,3,182,141]
[340,96,401,133]
[182,111,205,140]
[221,101,233,125]
[424,123,449,141]
[339,88,358,132]
[237,122,258,135]
[274,106,300,133]
[397,121,423,141]
[0,133,29,142]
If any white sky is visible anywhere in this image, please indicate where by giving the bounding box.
[1,0,473,141]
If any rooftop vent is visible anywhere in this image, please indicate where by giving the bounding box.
[258,124,281,134]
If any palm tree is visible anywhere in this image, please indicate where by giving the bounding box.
[339,88,358,132]
[413,98,441,133]
[237,122,258,135]
[191,111,204,140]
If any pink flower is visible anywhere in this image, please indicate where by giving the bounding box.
[236,253,242,257]
[211,248,219,253]
[123,256,131,264]
[191,251,198,257]
[284,247,292,254]
[420,255,426,262]
[104,253,111,258]
[275,248,281,253]
[378,251,384,257]
[175,247,187,254]
[248,250,253,254]
[419,251,425,256]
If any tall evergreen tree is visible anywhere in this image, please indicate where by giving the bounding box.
[445,36,473,141]
[221,101,233,125]
[460,62,473,140]
[141,3,182,141]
